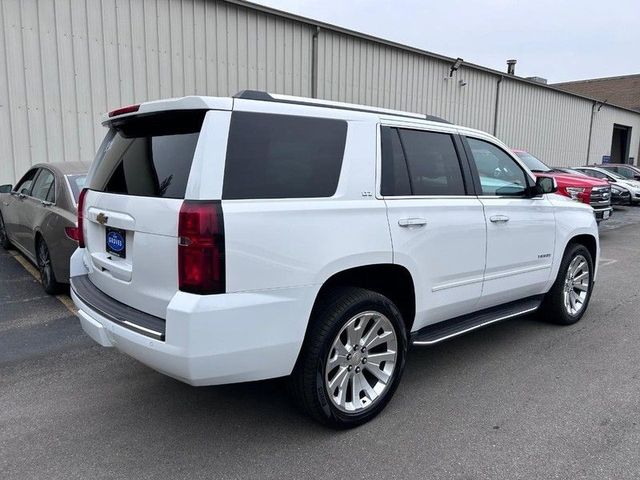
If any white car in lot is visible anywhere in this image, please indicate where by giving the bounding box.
[71,92,599,427]
[572,166,640,204]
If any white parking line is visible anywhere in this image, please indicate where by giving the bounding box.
[8,250,78,315]
[598,258,618,267]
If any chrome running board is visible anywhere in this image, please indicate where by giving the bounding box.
[411,296,543,346]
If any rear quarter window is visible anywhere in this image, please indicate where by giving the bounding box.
[88,111,206,199]
[222,112,347,199]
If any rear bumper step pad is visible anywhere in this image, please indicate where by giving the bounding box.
[71,274,166,341]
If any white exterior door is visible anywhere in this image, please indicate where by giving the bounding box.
[464,136,556,309]
[381,126,487,331]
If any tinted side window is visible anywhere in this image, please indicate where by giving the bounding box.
[89,111,206,199]
[397,129,466,196]
[467,138,528,196]
[381,127,411,196]
[31,169,55,201]
[15,169,38,195]
[223,112,347,199]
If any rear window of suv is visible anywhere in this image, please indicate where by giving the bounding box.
[88,110,206,199]
[222,112,347,199]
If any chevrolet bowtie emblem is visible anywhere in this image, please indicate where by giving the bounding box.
[96,212,109,225]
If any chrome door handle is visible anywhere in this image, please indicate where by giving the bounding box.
[398,217,427,227]
[490,215,510,223]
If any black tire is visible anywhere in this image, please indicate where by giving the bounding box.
[0,212,11,249]
[37,238,61,295]
[289,287,407,428]
[540,243,594,325]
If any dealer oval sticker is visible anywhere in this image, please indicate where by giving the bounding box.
[107,231,125,253]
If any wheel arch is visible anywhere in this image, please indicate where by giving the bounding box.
[308,263,416,336]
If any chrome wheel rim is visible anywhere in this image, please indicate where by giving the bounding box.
[38,242,51,286]
[324,311,398,413]
[563,254,590,316]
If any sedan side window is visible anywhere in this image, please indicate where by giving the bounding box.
[14,169,38,195]
[31,169,55,202]
[467,138,529,197]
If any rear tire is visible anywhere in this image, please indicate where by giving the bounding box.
[541,243,594,325]
[289,287,407,428]
[37,238,61,295]
[0,212,11,249]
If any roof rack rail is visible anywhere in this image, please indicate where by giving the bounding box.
[233,90,450,124]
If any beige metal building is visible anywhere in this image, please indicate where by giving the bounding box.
[2,0,640,184]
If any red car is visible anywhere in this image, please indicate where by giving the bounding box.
[513,149,613,223]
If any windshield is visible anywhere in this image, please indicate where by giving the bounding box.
[66,174,87,202]
[514,151,551,172]
[601,169,626,180]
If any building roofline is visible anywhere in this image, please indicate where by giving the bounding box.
[225,0,640,116]
[553,73,640,86]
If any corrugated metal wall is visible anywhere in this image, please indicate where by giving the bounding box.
[1,0,640,184]
[0,0,313,184]
[316,31,497,134]
[495,78,593,165]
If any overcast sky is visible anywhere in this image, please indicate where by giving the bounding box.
[253,0,640,83]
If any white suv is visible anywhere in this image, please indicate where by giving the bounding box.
[71,91,599,428]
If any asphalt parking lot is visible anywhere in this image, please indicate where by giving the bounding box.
[2,206,640,480]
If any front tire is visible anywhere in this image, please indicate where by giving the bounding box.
[541,243,594,325]
[37,238,61,295]
[289,287,407,428]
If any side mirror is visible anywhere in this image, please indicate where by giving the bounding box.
[0,184,12,193]
[535,176,557,195]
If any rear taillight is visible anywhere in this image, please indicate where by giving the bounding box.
[77,188,88,248]
[178,201,225,295]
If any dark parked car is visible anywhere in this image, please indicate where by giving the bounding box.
[0,162,88,293]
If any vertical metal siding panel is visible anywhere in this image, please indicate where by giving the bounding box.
[130,0,148,101]
[115,0,133,104]
[21,0,47,166]
[181,0,196,95]
[203,0,217,94]
[4,0,31,178]
[169,0,183,96]
[54,0,80,165]
[69,0,94,164]
[86,0,109,147]
[101,0,121,108]
[142,0,160,101]
[224,4,237,94]
[156,0,172,98]
[0,1,16,183]
[193,0,206,95]
[235,4,248,91]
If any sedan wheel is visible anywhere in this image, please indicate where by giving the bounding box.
[37,240,60,295]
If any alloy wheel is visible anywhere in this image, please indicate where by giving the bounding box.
[38,241,52,287]
[324,311,398,413]
[563,254,590,316]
